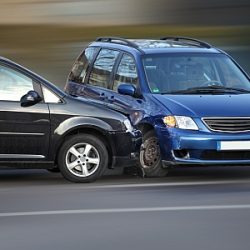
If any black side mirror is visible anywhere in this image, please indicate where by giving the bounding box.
[20,91,42,107]
[118,83,136,97]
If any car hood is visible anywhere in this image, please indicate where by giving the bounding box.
[153,94,250,117]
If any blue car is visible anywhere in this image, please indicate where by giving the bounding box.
[65,36,250,177]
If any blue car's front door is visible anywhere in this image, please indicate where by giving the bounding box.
[84,48,120,105]
[66,47,120,106]
[105,53,145,114]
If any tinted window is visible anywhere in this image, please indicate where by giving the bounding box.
[0,65,34,101]
[113,54,138,91]
[89,49,119,88]
[69,47,97,83]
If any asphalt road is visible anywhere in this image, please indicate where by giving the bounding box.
[1,166,250,250]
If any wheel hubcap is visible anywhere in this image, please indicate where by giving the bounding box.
[66,143,100,177]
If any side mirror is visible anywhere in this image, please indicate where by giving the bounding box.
[118,83,136,97]
[20,91,42,107]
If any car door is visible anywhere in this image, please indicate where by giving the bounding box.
[81,48,120,105]
[106,53,145,113]
[66,46,99,97]
[0,64,50,161]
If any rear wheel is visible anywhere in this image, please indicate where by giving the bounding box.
[58,134,108,183]
[139,130,168,177]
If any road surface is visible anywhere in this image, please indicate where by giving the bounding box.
[0,166,250,250]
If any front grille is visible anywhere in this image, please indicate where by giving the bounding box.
[203,118,250,132]
[201,150,250,160]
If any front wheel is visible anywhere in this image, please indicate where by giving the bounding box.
[58,134,108,183]
[139,130,168,177]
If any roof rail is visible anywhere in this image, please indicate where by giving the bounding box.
[160,36,211,48]
[95,37,144,53]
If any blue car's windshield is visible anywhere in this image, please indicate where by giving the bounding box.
[142,53,250,94]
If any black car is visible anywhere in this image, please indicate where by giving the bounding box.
[0,57,141,182]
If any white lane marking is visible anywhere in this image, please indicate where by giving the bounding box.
[1,204,250,217]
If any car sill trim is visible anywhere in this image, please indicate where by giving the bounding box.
[0,154,45,159]
[0,132,45,136]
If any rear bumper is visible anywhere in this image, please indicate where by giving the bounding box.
[107,130,142,168]
[156,126,250,166]
[111,155,138,168]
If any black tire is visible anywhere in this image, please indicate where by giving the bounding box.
[139,130,168,177]
[58,134,108,183]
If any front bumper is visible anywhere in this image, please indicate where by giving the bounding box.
[156,126,250,166]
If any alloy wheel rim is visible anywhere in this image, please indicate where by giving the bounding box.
[65,143,100,177]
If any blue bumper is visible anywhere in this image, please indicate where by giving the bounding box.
[155,126,250,166]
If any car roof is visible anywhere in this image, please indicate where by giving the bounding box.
[91,38,222,55]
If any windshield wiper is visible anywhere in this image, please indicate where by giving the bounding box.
[166,85,250,94]
[202,85,250,93]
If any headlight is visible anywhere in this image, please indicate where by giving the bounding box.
[123,119,134,132]
[163,116,198,130]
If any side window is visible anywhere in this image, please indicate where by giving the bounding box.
[113,54,138,91]
[0,65,34,101]
[69,47,97,83]
[88,49,119,88]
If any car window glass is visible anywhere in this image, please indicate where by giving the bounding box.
[0,65,34,101]
[42,86,61,103]
[69,47,97,83]
[88,49,119,88]
[143,55,221,93]
[215,57,248,88]
[168,56,217,84]
[143,54,250,94]
[113,54,138,92]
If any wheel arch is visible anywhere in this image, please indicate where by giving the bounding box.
[55,126,113,167]
[53,120,114,167]
[138,122,155,136]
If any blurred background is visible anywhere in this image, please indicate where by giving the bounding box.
[0,0,249,89]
